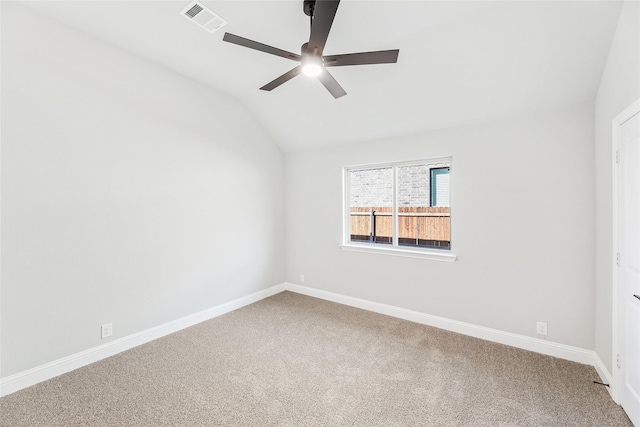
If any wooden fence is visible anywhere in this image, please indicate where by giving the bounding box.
[350,206,450,246]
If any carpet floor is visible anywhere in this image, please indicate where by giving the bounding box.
[0,291,633,426]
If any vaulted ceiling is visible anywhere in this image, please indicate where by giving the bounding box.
[19,1,622,152]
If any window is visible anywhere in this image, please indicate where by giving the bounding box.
[343,158,454,261]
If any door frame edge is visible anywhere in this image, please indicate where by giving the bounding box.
[611,98,640,405]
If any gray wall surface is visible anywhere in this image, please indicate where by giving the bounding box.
[1,4,285,377]
[286,103,596,350]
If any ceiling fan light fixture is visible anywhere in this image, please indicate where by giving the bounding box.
[301,55,323,76]
[302,63,322,77]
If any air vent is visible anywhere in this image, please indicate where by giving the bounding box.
[180,1,227,33]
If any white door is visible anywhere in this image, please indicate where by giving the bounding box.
[618,106,640,426]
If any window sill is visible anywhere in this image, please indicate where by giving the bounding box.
[339,243,457,262]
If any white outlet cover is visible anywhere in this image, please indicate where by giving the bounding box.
[536,322,547,336]
[101,323,113,339]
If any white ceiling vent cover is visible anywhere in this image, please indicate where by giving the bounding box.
[180,1,227,33]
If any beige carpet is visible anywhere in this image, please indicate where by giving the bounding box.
[0,291,632,426]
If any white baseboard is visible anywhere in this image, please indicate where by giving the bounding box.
[0,284,286,397]
[593,353,616,402]
[0,281,603,398]
[283,283,597,366]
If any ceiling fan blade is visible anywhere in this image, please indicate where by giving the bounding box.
[223,33,301,61]
[260,66,302,91]
[323,49,399,67]
[317,69,346,99]
[308,0,340,56]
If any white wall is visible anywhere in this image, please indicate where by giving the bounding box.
[594,0,640,376]
[1,4,285,377]
[286,103,595,350]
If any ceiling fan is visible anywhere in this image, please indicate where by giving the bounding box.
[222,0,399,99]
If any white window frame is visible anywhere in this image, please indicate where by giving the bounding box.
[340,158,456,262]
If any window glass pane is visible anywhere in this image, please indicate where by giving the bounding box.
[430,167,450,207]
[349,167,393,245]
[398,163,450,249]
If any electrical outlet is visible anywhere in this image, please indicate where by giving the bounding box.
[300,274,305,283]
[101,323,113,339]
[536,321,547,336]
